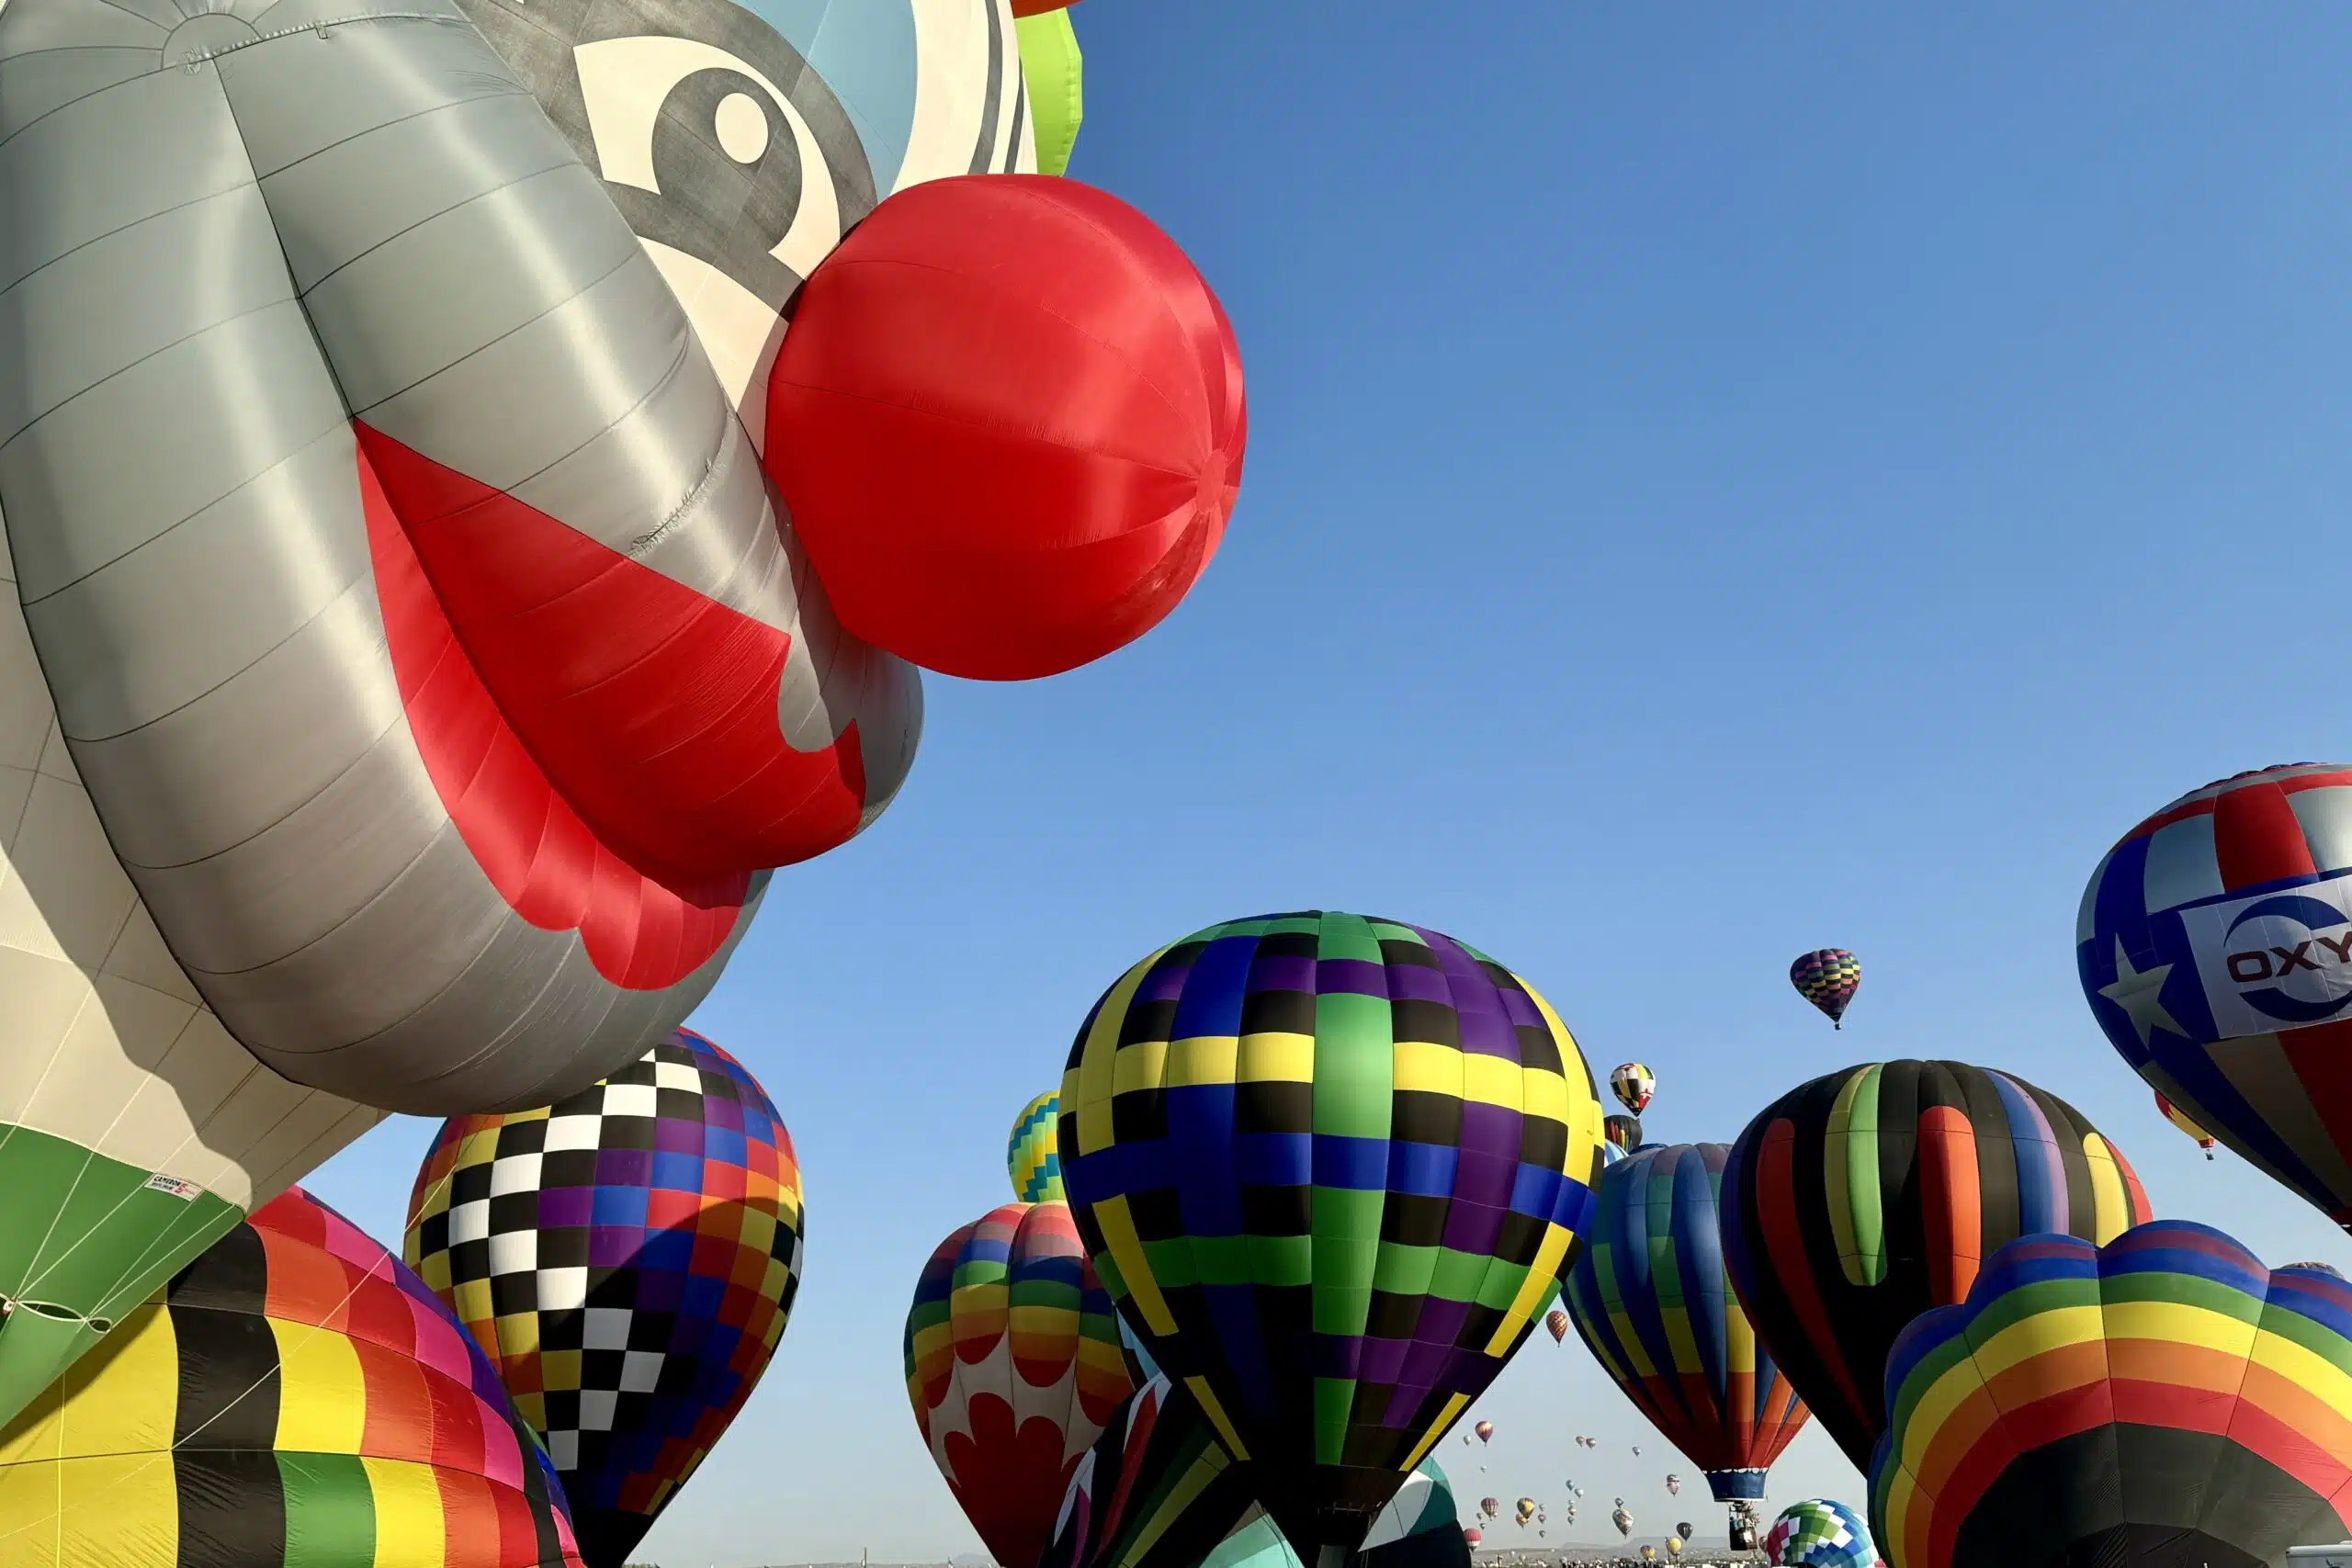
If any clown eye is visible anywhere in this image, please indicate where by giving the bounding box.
[568,16,876,315]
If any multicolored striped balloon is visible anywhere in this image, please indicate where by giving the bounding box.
[1604,1114,1644,1158]
[1012,1090,1068,1202]
[1871,1221,2352,1568]
[906,1201,1132,1568]
[2079,763,2352,1229]
[1563,1145,1809,1514]
[1719,1060,2150,1469]
[1058,911,1607,1555]
[404,1030,804,1568]
[2153,1089,2217,1159]
[1788,951,1861,1028]
[0,1187,582,1568]
[1045,1373,1261,1568]
[1763,1499,1875,1567]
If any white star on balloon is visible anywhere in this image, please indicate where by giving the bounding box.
[2098,938,2184,1044]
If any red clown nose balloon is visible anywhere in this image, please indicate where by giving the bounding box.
[766,175,1246,682]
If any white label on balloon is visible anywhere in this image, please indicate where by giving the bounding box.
[2182,872,2352,1037]
[143,1173,203,1201]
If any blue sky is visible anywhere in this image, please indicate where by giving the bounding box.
[311,6,2352,1561]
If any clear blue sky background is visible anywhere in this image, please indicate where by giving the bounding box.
[310,6,2352,1561]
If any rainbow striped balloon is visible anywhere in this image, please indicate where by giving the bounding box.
[1011,1090,1066,1202]
[906,1201,1133,1568]
[1871,1220,2352,1568]
[0,1188,581,1567]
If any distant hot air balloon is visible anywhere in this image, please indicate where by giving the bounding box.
[1613,1506,1633,1539]
[1678,1522,1694,1542]
[1788,951,1861,1028]
[1476,1422,1495,1444]
[1603,1113,1644,1159]
[1564,1144,1810,1527]
[404,1030,806,1568]
[1515,1498,1533,1520]
[908,1201,1132,1568]
[2077,764,2352,1231]
[1011,1089,1068,1201]
[1632,1446,1641,1456]
[1639,1547,1657,1563]
[1665,1540,1681,1559]
[2153,1088,2216,1160]
[1666,1475,1681,1496]
[1480,1498,1498,1521]
[1871,1221,2352,1568]
[1610,1064,1656,1115]
[1763,1501,1874,1568]
[1720,1060,2151,1470]
[1059,912,1606,1560]
[0,1187,582,1566]
[1461,1529,1480,1550]
[1545,1308,1570,1343]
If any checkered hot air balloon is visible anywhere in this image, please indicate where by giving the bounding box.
[908,1201,1133,1568]
[1058,912,1607,1560]
[0,1187,582,1568]
[1011,1090,1067,1202]
[1788,951,1861,1028]
[1609,1064,1655,1115]
[2079,764,2352,1231]
[1763,1500,1874,1568]
[403,1030,803,1568]
[1563,1144,1810,1532]
[1719,1060,2150,1471]
[1871,1222,2352,1568]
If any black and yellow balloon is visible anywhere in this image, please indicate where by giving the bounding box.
[1058,911,1606,1561]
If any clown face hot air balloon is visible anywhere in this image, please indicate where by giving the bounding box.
[2153,1089,2216,1161]
[1611,1065,1656,1115]
[1764,1500,1873,1568]
[910,1201,1132,1568]
[1871,1221,2352,1568]
[0,1187,582,1568]
[1666,1474,1681,1495]
[1788,952,1861,1028]
[404,1030,803,1568]
[1059,912,1607,1558]
[1012,1090,1067,1202]
[1719,1060,2150,1469]
[1564,1144,1809,1519]
[2077,764,2352,1230]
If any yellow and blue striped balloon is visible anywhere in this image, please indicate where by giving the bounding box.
[1010,1090,1066,1202]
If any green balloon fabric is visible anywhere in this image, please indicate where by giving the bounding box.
[1016,10,1084,176]
[1057,910,1607,1556]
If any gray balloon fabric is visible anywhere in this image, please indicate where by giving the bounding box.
[0,0,927,1113]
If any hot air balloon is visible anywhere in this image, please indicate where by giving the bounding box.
[2075,764,2352,1232]
[1604,1113,1645,1158]
[404,1030,805,1568]
[1460,1529,1480,1550]
[1059,912,1607,1560]
[1788,951,1861,1028]
[1544,1308,1570,1343]
[1719,1060,2151,1469]
[1043,1373,1261,1568]
[1515,1498,1533,1520]
[1665,1540,1681,1559]
[1763,1501,1874,1568]
[1871,1220,2352,1568]
[1012,1090,1068,1201]
[2153,1089,2216,1161]
[910,1201,1132,1568]
[1016,7,1085,176]
[1480,1498,1498,1520]
[1678,1522,1694,1542]
[1610,1064,1656,1115]
[0,1187,582,1567]
[1613,1506,1633,1538]
[1730,1501,1764,1552]
[1564,1144,1810,1526]
[1666,1475,1681,1496]
[2289,1259,2348,1276]
[1476,1422,1495,1444]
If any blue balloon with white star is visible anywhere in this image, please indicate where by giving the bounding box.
[2078,762,2352,1231]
